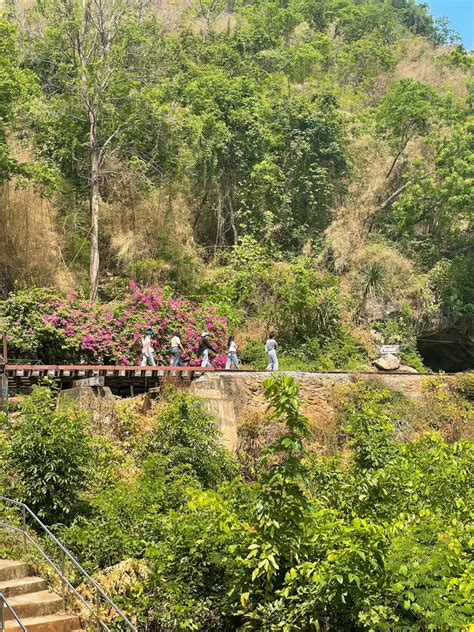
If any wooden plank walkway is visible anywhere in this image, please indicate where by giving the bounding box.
[5,364,214,376]
[4,364,216,395]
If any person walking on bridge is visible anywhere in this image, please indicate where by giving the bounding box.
[141,328,156,367]
[170,331,185,367]
[225,335,240,370]
[198,332,215,368]
[265,332,279,371]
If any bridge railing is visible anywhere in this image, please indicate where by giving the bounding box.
[0,496,137,632]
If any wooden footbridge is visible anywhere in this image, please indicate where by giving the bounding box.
[2,363,214,397]
[0,331,219,406]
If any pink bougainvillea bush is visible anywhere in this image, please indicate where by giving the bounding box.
[0,284,228,367]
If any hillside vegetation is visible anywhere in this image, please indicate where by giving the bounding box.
[1,4,473,628]
[1,375,473,629]
[0,0,472,370]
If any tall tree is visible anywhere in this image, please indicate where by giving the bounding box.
[194,0,229,38]
[0,16,32,183]
[376,79,437,179]
[18,0,157,300]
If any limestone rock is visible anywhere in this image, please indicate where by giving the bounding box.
[398,365,419,374]
[57,386,115,407]
[373,354,400,371]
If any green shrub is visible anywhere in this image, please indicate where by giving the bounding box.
[144,484,251,631]
[266,259,341,345]
[279,332,369,372]
[8,386,93,524]
[239,338,268,368]
[59,454,195,571]
[148,389,236,488]
[451,372,474,399]
[340,381,398,469]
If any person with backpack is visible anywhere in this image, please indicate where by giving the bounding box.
[141,328,156,366]
[265,332,278,371]
[198,332,215,368]
[225,335,240,370]
[170,331,185,367]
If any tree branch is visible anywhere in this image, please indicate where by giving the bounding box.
[379,171,434,211]
[365,171,435,233]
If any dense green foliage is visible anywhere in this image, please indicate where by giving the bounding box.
[4,386,92,523]
[147,389,236,487]
[1,377,472,629]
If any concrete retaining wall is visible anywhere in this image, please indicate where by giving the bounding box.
[190,371,430,449]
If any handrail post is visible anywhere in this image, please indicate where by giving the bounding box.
[0,593,28,632]
[61,549,66,609]
[21,505,26,556]
[96,586,100,632]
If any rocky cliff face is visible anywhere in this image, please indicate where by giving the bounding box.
[190,371,430,449]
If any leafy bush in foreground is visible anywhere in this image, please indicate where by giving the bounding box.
[7,386,92,524]
[3,380,472,630]
[148,389,237,488]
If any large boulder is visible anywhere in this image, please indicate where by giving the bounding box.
[373,354,400,371]
[398,364,419,374]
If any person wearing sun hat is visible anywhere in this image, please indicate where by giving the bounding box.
[198,331,215,368]
[141,327,156,366]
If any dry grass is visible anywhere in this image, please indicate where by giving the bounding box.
[0,179,75,296]
[103,183,200,281]
[323,129,394,273]
[394,37,471,99]
[324,35,472,276]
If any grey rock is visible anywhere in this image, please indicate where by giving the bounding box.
[373,354,401,371]
[398,365,419,374]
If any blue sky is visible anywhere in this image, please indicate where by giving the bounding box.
[425,1,474,49]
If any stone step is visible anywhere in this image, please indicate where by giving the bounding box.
[5,613,81,632]
[0,575,47,597]
[0,560,29,582]
[5,590,63,620]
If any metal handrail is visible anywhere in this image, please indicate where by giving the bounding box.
[0,496,137,632]
[1,592,28,632]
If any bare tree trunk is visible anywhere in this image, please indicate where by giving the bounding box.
[225,188,237,244]
[385,135,412,179]
[89,110,100,302]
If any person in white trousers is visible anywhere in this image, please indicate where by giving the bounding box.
[141,328,156,366]
[225,335,240,370]
[265,333,278,371]
[198,332,215,368]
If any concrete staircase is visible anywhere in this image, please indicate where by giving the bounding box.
[0,559,81,631]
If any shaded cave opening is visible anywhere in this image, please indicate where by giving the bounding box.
[417,328,474,373]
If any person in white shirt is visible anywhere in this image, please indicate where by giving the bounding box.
[170,331,185,367]
[141,328,156,366]
[225,335,240,370]
[265,333,278,371]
